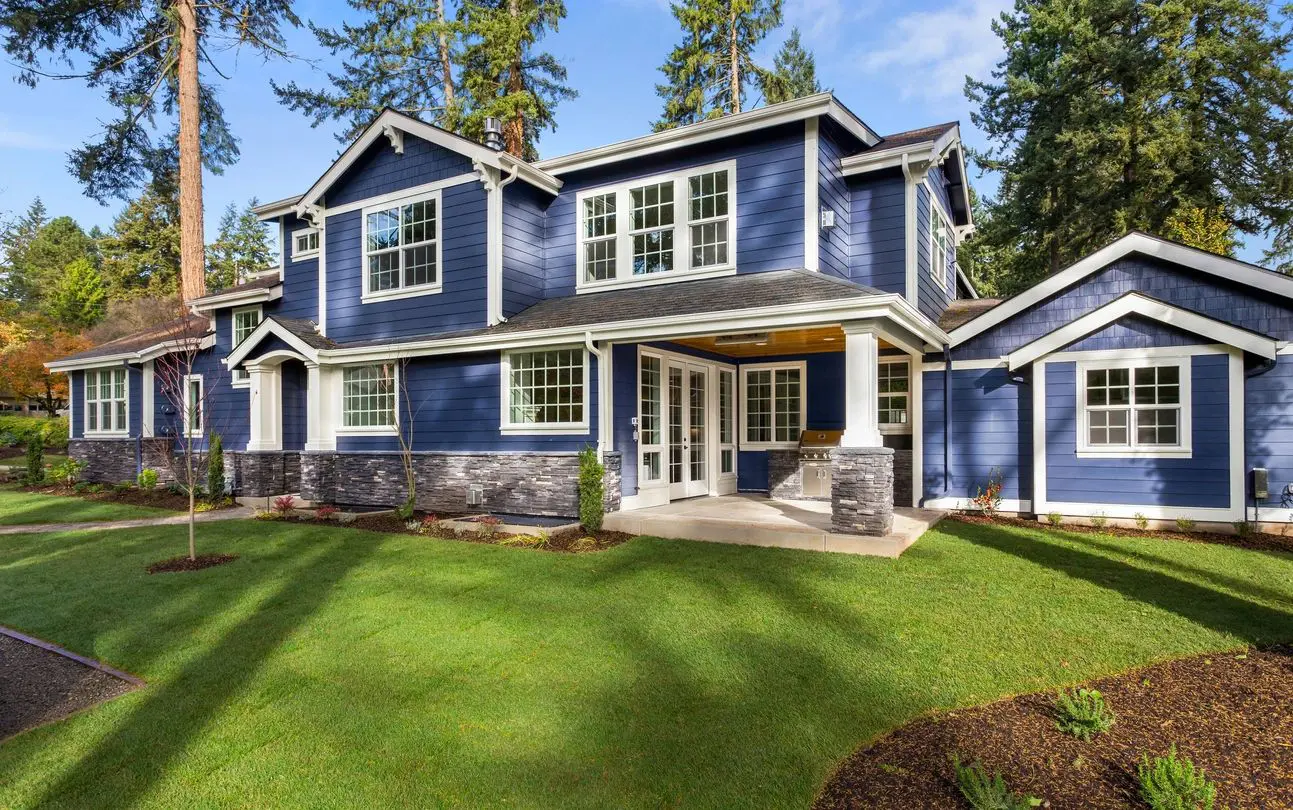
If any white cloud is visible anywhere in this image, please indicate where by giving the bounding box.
[0,120,61,151]
[861,0,1009,101]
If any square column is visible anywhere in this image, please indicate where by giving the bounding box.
[246,364,282,452]
[841,325,882,448]
[304,363,337,452]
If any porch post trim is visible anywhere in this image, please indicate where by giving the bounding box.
[841,324,882,448]
[246,364,283,452]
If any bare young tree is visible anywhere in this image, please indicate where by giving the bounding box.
[388,357,423,518]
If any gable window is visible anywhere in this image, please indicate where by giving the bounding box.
[741,362,804,448]
[362,190,441,302]
[577,160,736,290]
[502,348,588,433]
[292,227,319,260]
[1079,360,1191,457]
[231,306,262,384]
[878,360,910,431]
[183,374,204,437]
[85,368,128,435]
[341,364,397,430]
[931,206,949,288]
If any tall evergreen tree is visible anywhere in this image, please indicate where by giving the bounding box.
[45,257,108,329]
[100,184,181,301]
[0,197,47,303]
[206,200,275,289]
[272,0,462,143]
[16,217,98,312]
[654,0,783,131]
[757,27,822,104]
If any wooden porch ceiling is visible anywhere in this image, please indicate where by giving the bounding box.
[672,326,898,357]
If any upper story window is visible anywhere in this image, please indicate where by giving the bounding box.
[577,160,736,292]
[1078,360,1191,457]
[931,206,949,289]
[740,362,804,449]
[231,306,261,385]
[85,368,128,435]
[292,227,319,260]
[502,348,588,434]
[362,190,442,303]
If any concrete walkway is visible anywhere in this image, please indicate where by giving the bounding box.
[0,507,257,536]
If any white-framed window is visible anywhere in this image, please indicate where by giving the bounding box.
[340,363,398,431]
[361,190,442,302]
[501,347,588,434]
[639,353,663,483]
[1077,359,1192,457]
[740,361,805,449]
[291,227,320,260]
[576,160,736,291]
[878,359,910,433]
[85,367,128,435]
[230,306,262,385]
[183,374,204,437]
[931,205,949,289]
[719,368,736,475]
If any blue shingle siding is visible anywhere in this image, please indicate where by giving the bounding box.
[543,123,806,298]
[281,360,307,451]
[956,256,1293,360]
[324,181,488,342]
[1060,315,1207,353]
[817,118,852,280]
[325,136,475,208]
[921,367,1032,503]
[1044,356,1230,508]
[846,170,905,293]
[275,213,319,322]
[502,182,550,317]
[1247,357,1293,510]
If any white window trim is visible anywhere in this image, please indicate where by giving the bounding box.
[182,374,204,438]
[230,305,263,388]
[929,199,949,291]
[637,349,667,489]
[1075,356,1193,458]
[291,226,320,260]
[575,159,738,294]
[359,188,444,304]
[739,360,807,450]
[84,367,129,437]
[499,346,591,435]
[878,356,912,435]
[336,362,400,436]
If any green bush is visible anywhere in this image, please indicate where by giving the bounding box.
[1138,746,1216,810]
[113,480,133,494]
[578,446,605,532]
[394,498,415,521]
[0,414,69,450]
[1090,513,1108,529]
[952,755,1042,810]
[24,439,43,485]
[1134,512,1149,530]
[1233,521,1253,537]
[207,433,225,498]
[137,468,159,490]
[1175,517,1196,532]
[49,457,88,487]
[1046,511,1062,527]
[1054,688,1115,741]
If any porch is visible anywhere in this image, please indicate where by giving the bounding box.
[604,494,945,557]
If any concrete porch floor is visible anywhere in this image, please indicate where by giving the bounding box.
[604,495,945,557]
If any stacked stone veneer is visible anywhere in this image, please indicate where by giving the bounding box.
[892,449,913,508]
[299,450,623,519]
[767,449,806,500]
[230,452,301,498]
[831,447,895,536]
[69,438,176,484]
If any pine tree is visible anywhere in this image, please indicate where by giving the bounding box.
[206,200,275,289]
[0,198,48,303]
[100,184,181,301]
[45,257,108,329]
[654,0,783,131]
[456,0,575,160]
[757,27,822,105]
[272,0,462,143]
[15,216,98,314]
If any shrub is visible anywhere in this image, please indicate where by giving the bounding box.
[971,467,1004,516]
[315,505,339,521]
[194,501,217,513]
[1138,746,1216,810]
[1046,511,1062,527]
[207,433,225,499]
[73,481,93,493]
[477,515,503,538]
[272,495,296,514]
[1175,517,1196,533]
[113,480,133,494]
[253,509,281,521]
[1134,512,1149,530]
[1090,513,1108,529]
[23,439,43,484]
[1233,521,1253,537]
[578,446,605,531]
[50,457,87,487]
[952,755,1042,810]
[1054,688,1116,741]
[137,469,159,490]
[404,519,422,532]
[0,414,69,450]
[417,514,442,535]
[394,498,416,521]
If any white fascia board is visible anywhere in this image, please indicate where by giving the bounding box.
[840,141,935,175]
[951,232,1293,345]
[47,333,216,373]
[534,93,880,176]
[190,284,283,313]
[1006,292,1277,370]
[252,196,303,221]
[224,318,321,368]
[955,266,980,299]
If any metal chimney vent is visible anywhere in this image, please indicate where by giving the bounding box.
[483,117,504,151]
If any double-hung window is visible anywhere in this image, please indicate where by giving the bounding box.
[503,348,588,432]
[741,363,804,448]
[363,191,441,301]
[85,368,128,435]
[931,205,949,288]
[341,364,397,430]
[878,360,910,431]
[292,227,319,260]
[1079,361,1190,456]
[577,160,735,289]
[231,307,261,384]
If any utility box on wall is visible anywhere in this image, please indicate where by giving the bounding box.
[1251,467,1269,501]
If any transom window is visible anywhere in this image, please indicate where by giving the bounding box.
[85,368,128,434]
[342,364,397,429]
[1081,362,1189,453]
[363,191,440,300]
[231,307,261,383]
[742,364,804,447]
[878,360,910,430]
[504,348,587,430]
[576,160,736,289]
[292,228,319,259]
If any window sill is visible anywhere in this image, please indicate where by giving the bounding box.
[500,423,590,436]
[336,426,399,436]
[361,282,443,304]
[231,380,250,389]
[291,250,319,262]
[83,432,130,439]
[575,265,735,294]
[879,424,912,435]
[1076,447,1193,459]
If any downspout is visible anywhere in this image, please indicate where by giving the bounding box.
[943,342,951,496]
[490,161,522,326]
[584,331,609,460]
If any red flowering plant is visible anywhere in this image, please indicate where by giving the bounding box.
[971,468,1004,517]
[272,495,296,514]
[315,505,339,521]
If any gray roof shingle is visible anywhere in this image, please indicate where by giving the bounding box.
[54,314,212,364]
[938,298,1002,332]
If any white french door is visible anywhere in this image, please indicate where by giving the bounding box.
[667,360,710,499]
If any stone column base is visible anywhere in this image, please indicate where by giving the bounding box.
[831,446,895,536]
[602,451,622,513]
[231,451,302,497]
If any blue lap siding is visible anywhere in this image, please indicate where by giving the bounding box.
[921,367,1032,504]
[817,118,855,280]
[846,170,905,293]
[1247,357,1293,511]
[275,213,320,321]
[325,137,474,208]
[502,182,550,317]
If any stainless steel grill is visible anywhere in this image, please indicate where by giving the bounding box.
[798,429,843,498]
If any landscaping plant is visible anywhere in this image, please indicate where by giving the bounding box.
[49,458,87,487]
[1175,517,1196,533]
[1233,521,1253,537]
[1138,745,1216,810]
[272,495,296,514]
[315,505,339,521]
[1046,511,1062,527]
[1134,512,1149,530]
[971,468,1004,516]
[23,439,42,485]
[1054,688,1115,741]
[477,515,503,539]
[206,433,225,501]
[137,468,159,491]
[1090,513,1108,529]
[578,445,605,531]
[952,755,1042,809]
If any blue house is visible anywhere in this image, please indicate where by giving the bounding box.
[49,93,1293,538]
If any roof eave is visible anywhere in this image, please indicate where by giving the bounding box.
[190,284,284,312]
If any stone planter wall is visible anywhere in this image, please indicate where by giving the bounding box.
[831,446,895,536]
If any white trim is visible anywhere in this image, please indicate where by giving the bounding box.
[803,118,820,273]
[924,497,1033,513]
[956,266,980,299]
[83,366,130,437]
[877,356,913,435]
[535,93,879,175]
[901,154,922,306]
[230,305,264,388]
[336,361,400,436]
[921,357,1006,372]
[359,187,444,304]
[1007,293,1277,371]
[1039,502,1240,522]
[479,163,519,326]
[252,195,303,220]
[909,352,923,508]
[1074,356,1193,459]
[1035,344,1231,363]
[224,318,321,368]
[182,373,204,438]
[498,346,591,435]
[49,333,215,373]
[141,360,154,438]
[950,232,1293,345]
[290,226,319,260]
[189,284,282,312]
[739,360,807,450]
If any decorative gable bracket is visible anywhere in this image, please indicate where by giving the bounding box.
[381,123,404,155]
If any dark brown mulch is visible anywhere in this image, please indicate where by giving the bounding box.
[815,647,1293,809]
[146,553,239,574]
[0,634,138,742]
[950,512,1293,554]
[290,511,633,553]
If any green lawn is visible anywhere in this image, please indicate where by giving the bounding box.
[0,517,1290,808]
[0,486,174,526]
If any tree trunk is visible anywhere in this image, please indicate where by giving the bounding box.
[187,445,196,561]
[729,7,740,114]
[503,0,525,158]
[438,0,455,109]
[176,0,206,302]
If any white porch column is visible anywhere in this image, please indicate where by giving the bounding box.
[246,364,283,451]
[305,363,337,452]
[841,325,883,448]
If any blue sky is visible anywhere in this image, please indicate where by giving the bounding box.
[0,0,1268,263]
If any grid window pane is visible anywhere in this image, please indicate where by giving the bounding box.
[745,369,772,443]
[640,355,661,445]
[632,229,674,275]
[688,170,728,221]
[1085,363,1184,449]
[1136,408,1179,445]
[508,350,585,425]
[690,220,728,268]
[584,239,616,282]
[86,368,128,433]
[365,196,437,294]
[774,369,802,442]
[342,364,396,428]
[878,362,909,425]
[630,182,674,230]
[583,193,616,239]
[187,378,202,433]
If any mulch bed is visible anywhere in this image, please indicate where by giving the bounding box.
[146,553,239,574]
[950,512,1293,554]
[275,511,634,553]
[815,646,1293,809]
[0,633,139,742]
